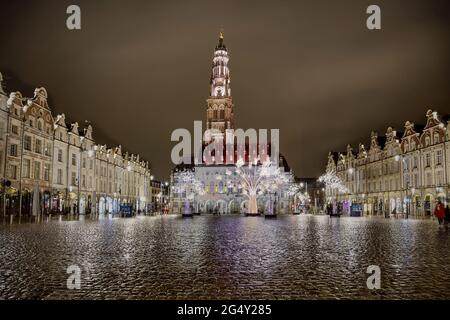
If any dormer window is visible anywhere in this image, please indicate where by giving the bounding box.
[403,141,409,153]
[425,136,430,147]
[433,133,440,144]
[37,120,42,131]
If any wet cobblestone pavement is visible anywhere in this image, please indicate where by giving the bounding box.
[0,214,449,300]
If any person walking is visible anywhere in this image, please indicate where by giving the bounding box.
[434,201,445,225]
[444,204,450,228]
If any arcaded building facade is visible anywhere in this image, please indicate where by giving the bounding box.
[324,109,450,217]
[0,72,152,216]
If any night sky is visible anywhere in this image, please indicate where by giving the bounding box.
[0,0,448,180]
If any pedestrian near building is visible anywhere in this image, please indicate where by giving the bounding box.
[444,204,450,228]
[434,201,445,225]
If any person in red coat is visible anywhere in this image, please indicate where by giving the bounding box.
[434,201,445,225]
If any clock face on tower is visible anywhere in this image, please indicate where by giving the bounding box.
[214,85,226,97]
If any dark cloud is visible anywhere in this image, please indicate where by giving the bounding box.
[0,0,448,180]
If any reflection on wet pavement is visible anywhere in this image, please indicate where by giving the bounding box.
[0,215,449,299]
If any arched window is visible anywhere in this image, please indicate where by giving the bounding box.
[425,135,430,147]
[37,120,43,131]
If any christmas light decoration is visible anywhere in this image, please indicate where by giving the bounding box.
[318,170,350,194]
[226,158,289,214]
[172,168,205,214]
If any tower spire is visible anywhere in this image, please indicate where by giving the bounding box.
[206,32,234,136]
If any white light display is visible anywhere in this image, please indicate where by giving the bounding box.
[318,171,350,194]
[172,169,205,214]
[226,158,289,214]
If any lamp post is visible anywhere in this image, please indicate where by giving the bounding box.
[150,175,154,212]
[405,181,410,219]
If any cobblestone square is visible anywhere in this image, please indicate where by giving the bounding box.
[0,215,449,300]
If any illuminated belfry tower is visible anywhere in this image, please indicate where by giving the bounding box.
[206,31,234,140]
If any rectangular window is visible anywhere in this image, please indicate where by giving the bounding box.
[82,158,86,169]
[89,160,93,170]
[426,172,433,187]
[82,175,86,188]
[436,171,443,186]
[8,164,18,179]
[71,172,76,186]
[72,154,76,166]
[35,139,42,154]
[57,168,63,184]
[44,164,50,181]
[23,159,31,178]
[436,150,443,165]
[0,121,4,139]
[425,153,431,167]
[11,125,19,135]
[24,136,32,151]
[34,161,41,180]
[44,143,51,157]
[58,149,63,162]
[9,144,18,157]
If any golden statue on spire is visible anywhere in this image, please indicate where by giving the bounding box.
[215,28,226,51]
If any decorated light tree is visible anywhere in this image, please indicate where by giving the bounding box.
[318,171,349,195]
[226,158,289,214]
[286,184,301,213]
[172,169,204,214]
[296,191,310,206]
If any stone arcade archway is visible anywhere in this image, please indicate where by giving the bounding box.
[216,200,227,214]
[424,194,434,216]
[240,200,248,214]
[205,200,215,214]
[99,197,106,214]
[228,200,240,214]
